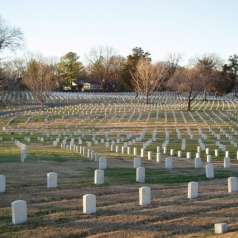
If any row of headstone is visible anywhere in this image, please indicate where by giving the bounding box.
[10,193,96,224]
[8,175,238,225]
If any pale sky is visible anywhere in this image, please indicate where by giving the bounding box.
[1,0,238,64]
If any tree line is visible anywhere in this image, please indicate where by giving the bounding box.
[0,16,238,110]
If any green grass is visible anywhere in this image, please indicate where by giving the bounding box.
[104,168,238,185]
[0,145,83,163]
[29,149,81,162]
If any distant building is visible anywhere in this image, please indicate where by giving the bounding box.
[75,79,103,92]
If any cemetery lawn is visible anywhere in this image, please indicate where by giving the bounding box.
[1,145,238,237]
[1,95,238,237]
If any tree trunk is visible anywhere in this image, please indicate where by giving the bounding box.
[187,98,191,111]
[146,94,149,104]
[187,91,192,111]
[235,82,238,98]
[39,98,44,109]
[203,89,207,101]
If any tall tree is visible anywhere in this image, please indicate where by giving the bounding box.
[87,46,125,91]
[57,52,84,90]
[23,59,57,108]
[0,66,6,91]
[130,58,167,104]
[223,54,238,97]
[122,47,151,92]
[159,53,181,90]
[168,67,203,111]
[209,70,235,96]
[195,54,222,100]
[0,58,26,90]
[105,55,126,91]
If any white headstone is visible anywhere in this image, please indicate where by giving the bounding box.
[83,194,96,214]
[186,152,191,159]
[133,147,137,156]
[136,167,145,183]
[207,155,212,163]
[140,148,144,158]
[94,169,104,185]
[20,148,27,162]
[224,156,230,168]
[170,149,174,156]
[0,175,6,193]
[206,163,214,179]
[121,146,125,154]
[177,150,182,158]
[156,153,161,163]
[139,186,151,205]
[214,223,228,234]
[47,172,58,188]
[194,157,202,168]
[228,177,238,193]
[188,181,198,199]
[127,147,130,155]
[11,200,27,225]
[110,144,114,152]
[147,151,152,160]
[87,149,90,159]
[99,157,107,170]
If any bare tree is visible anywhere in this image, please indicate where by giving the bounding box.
[0,17,23,53]
[130,58,167,104]
[87,46,124,91]
[0,17,23,92]
[194,54,222,101]
[168,67,202,111]
[165,53,181,77]
[0,58,26,90]
[23,58,57,108]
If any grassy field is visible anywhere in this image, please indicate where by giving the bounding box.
[0,144,238,237]
[0,101,238,237]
